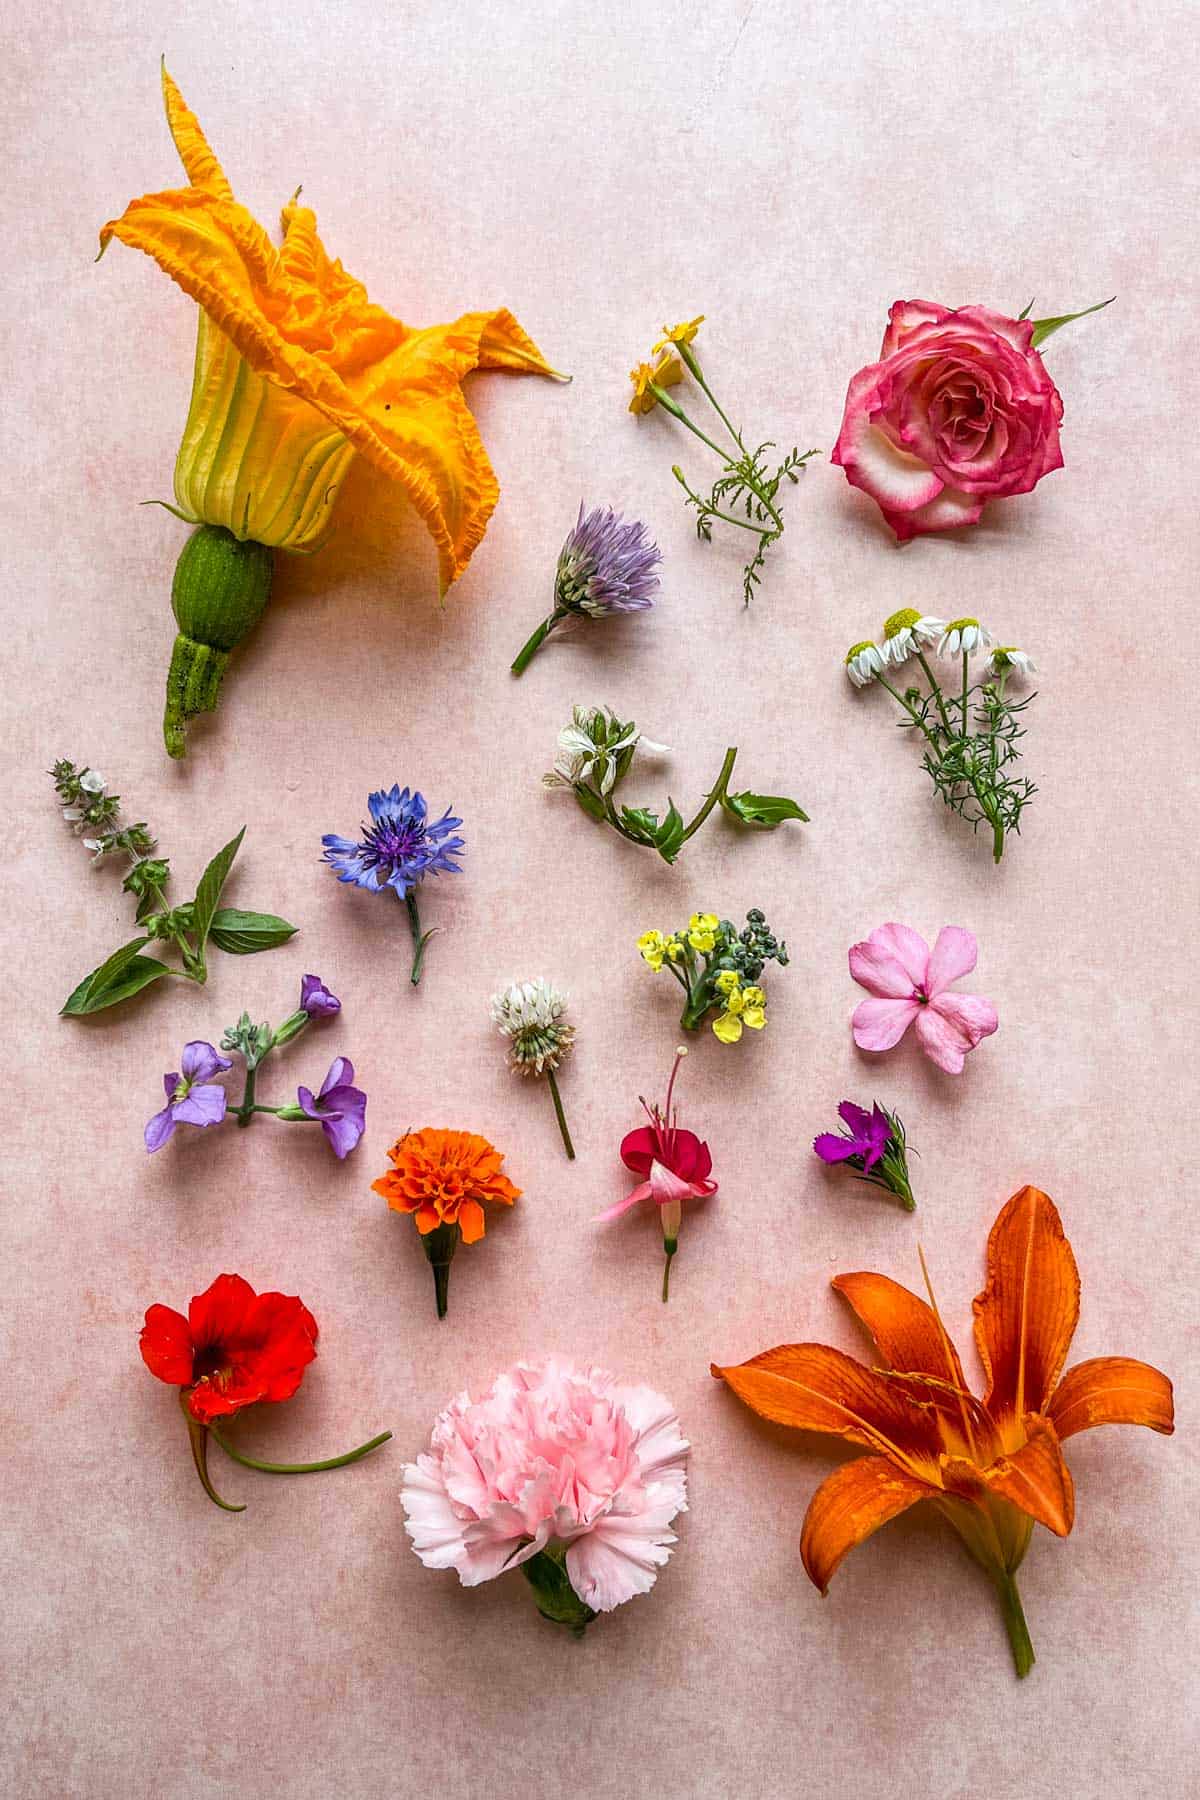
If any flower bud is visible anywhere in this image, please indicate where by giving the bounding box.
[164,525,274,757]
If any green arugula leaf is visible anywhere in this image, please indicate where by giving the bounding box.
[619,805,660,842]
[1029,296,1114,349]
[190,827,246,954]
[653,800,685,864]
[572,787,608,822]
[208,909,298,955]
[61,939,171,1015]
[721,790,810,829]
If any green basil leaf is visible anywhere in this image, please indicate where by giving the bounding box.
[61,941,170,1015]
[191,827,246,951]
[208,908,299,955]
[1029,295,1114,349]
[722,790,810,828]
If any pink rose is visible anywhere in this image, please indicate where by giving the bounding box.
[832,300,1065,541]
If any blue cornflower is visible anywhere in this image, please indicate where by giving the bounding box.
[322,786,464,986]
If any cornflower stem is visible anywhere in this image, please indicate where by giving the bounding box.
[994,1570,1036,1678]
[545,1068,576,1160]
[209,1421,393,1474]
[405,892,436,987]
[679,747,738,843]
[511,608,569,676]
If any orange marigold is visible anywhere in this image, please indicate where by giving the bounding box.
[373,1128,521,1318]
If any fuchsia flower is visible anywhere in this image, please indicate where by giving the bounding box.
[596,1050,718,1300]
[849,923,998,1075]
[402,1357,688,1632]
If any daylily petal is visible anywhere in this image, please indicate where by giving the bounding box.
[852,997,919,1052]
[800,1454,932,1593]
[973,1186,1080,1424]
[924,925,978,996]
[943,1415,1075,1537]
[1048,1357,1175,1440]
[832,1271,966,1389]
[712,1344,942,1475]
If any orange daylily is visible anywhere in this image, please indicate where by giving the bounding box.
[712,1186,1173,1676]
[100,68,563,753]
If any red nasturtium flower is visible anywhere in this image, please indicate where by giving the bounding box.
[712,1187,1174,1676]
[140,1273,389,1511]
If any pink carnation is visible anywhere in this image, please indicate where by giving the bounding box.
[402,1357,688,1612]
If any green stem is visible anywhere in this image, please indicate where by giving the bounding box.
[662,1238,677,1302]
[679,746,737,843]
[648,383,731,460]
[877,675,947,755]
[209,1421,392,1474]
[679,344,743,451]
[512,609,568,676]
[546,1068,575,1160]
[520,1544,597,1637]
[180,1393,245,1512]
[422,1221,459,1320]
[994,1569,1036,1678]
[961,652,970,735]
[915,650,955,738]
[405,891,437,986]
[235,1064,258,1128]
[673,466,773,538]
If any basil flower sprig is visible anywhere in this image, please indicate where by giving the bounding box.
[52,759,296,1016]
[543,706,807,865]
[638,910,790,1041]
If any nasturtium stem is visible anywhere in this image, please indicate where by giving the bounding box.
[511,609,569,677]
[208,1422,393,1474]
[679,747,738,843]
[180,1393,245,1512]
[546,1068,575,1160]
[994,1570,1036,1678]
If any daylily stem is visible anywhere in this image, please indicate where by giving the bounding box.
[209,1421,392,1474]
[995,1570,1036,1678]
[545,1068,575,1160]
[512,609,568,676]
[180,1393,245,1512]
[405,892,436,986]
[679,747,738,843]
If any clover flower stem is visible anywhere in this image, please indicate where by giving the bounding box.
[179,1393,245,1512]
[678,747,738,844]
[994,1570,1036,1678]
[511,609,568,676]
[405,893,437,986]
[209,1422,393,1474]
[546,1069,576,1160]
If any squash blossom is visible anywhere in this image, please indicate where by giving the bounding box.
[100,69,565,756]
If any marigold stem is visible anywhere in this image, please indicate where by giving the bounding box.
[209,1422,393,1474]
[994,1569,1036,1678]
[546,1069,575,1160]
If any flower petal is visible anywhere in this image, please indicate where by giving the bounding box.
[187,1273,258,1350]
[924,925,978,996]
[319,1057,354,1099]
[566,1496,679,1611]
[943,1415,1075,1537]
[915,993,998,1073]
[161,64,233,200]
[852,997,919,1053]
[865,923,930,988]
[813,1133,860,1164]
[138,1303,194,1384]
[594,1183,653,1223]
[972,1186,1081,1424]
[179,1040,231,1084]
[712,1344,942,1473]
[832,1271,966,1388]
[458,1198,486,1245]
[144,1105,177,1153]
[1048,1357,1175,1440]
[170,1083,228,1128]
[800,1455,932,1593]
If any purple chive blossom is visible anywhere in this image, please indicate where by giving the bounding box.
[814,1101,892,1171]
[321,787,464,898]
[300,973,341,1017]
[145,1041,232,1153]
[295,1058,367,1159]
[555,503,662,618]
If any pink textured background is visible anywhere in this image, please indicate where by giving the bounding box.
[3,3,1196,1795]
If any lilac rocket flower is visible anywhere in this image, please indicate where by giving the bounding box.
[145,1041,232,1152]
[299,973,341,1017]
[511,502,662,675]
[322,786,464,986]
[813,1100,916,1209]
[293,1058,367,1159]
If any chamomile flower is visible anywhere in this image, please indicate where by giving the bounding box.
[880,608,945,666]
[845,641,885,688]
[938,617,993,658]
[989,646,1037,677]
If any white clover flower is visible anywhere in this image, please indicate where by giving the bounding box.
[845,641,885,688]
[880,607,945,666]
[938,617,993,658]
[490,978,576,1076]
[989,645,1037,677]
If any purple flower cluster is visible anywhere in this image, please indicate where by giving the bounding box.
[321,785,464,899]
[555,502,662,618]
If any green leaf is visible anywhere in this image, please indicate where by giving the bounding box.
[653,800,685,864]
[572,786,607,822]
[722,790,810,828]
[1029,296,1114,349]
[1017,297,1035,321]
[619,805,660,843]
[208,908,298,955]
[61,939,171,1015]
[190,827,246,952]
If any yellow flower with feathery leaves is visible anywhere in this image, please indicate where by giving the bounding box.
[99,67,565,756]
[653,316,704,354]
[628,350,684,415]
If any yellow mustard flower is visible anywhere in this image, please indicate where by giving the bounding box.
[687,912,720,953]
[741,987,767,1030]
[100,68,564,754]
[628,350,684,415]
[713,1009,743,1044]
[653,315,705,354]
[638,930,669,971]
[666,935,687,961]
[714,970,740,996]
